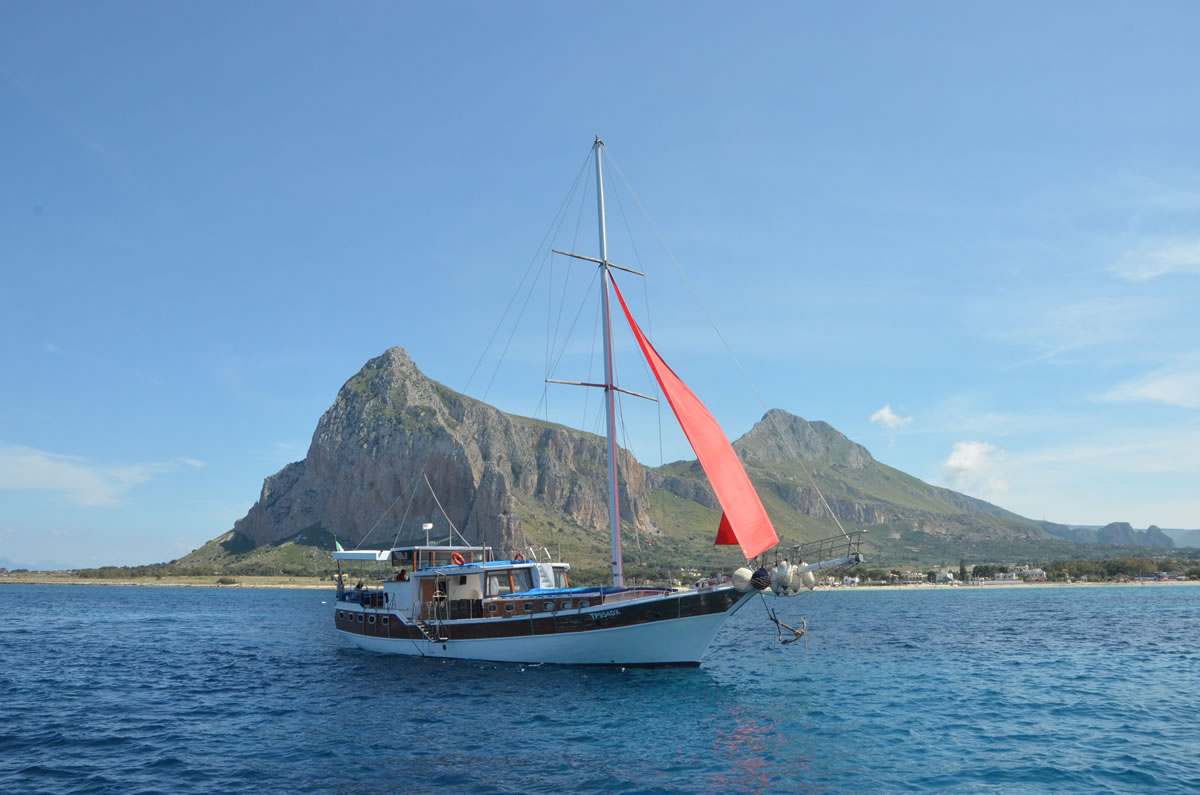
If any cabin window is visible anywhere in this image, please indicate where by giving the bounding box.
[487,603,497,613]
[357,614,364,623]
[562,601,572,610]
[337,611,345,620]
[487,573,513,596]
[511,568,533,594]
[504,603,515,613]
[523,602,534,613]
[368,615,376,625]
[579,600,590,608]
[544,601,555,612]
[554,569,569,588]
[382,616,389,626]
[458,575,467,585]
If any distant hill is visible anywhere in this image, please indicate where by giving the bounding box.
[178,346,1183,578]
[1163,529,1200,548]
[1039,522,1175,548]
[0,555,73,572]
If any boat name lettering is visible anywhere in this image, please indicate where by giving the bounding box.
[591,609,620,622]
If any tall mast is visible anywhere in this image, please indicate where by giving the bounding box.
[594,137,624,588]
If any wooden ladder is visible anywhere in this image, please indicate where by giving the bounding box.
[411,617,448,642]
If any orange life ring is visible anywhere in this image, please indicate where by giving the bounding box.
[513,552,526,562]
[451,552,466,566]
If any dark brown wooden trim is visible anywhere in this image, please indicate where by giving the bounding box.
[333,588,749,642]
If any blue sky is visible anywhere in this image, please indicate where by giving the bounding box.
[2,2,1198,568]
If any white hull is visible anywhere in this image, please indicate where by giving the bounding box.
[336,590,754,666]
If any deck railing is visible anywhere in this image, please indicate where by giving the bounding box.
[775,531,865,568]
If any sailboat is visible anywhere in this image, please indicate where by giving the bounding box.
[332,139,862,666]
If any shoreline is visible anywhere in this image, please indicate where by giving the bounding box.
[0,574,331,589]
[817,579,1200,592]
[1,574,1195,591]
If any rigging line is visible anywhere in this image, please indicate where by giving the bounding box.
[545,235,553,399]
[389,490,418,551]
[423,472,469,546]
[544,161,594,415]
[357,486,411,550]
[612,276,664,465]
[555,156,592,345]
[547,267,601,378]
[607,157,849,540]
[388,467,435,550]
[531,267,602,421]
[614,383,643,556]
[600,169,667,468]
[482,249,553,404]
[604,154,666,467]
[582,274,601,432]
[464,148,591,396]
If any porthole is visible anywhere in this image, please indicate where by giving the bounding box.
[381,616,390,625]
[337,611,345,620]
[504,603,515,613]
[562,601,572,610]
[357,614,364,623]
[544,601,555,612]
[488,603,498,613]
[368,615,376,625]
[524,602,534,613]
[580,600,590,608]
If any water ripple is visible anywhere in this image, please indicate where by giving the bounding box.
[1,583,1198,792]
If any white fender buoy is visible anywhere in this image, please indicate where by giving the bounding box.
[771,561,792,595]
[732,567,754,592]
[790,564,817,592]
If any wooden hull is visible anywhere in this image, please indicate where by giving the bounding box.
[333,586,754,666]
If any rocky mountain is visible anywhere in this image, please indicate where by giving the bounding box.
[200,345,1176,576]
[1039,521,1175,548]
[231,346,650,559]
[1165,528,1200,548]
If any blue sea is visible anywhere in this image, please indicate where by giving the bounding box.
[1,583,1197,793]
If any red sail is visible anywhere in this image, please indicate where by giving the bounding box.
[609,277,778,559]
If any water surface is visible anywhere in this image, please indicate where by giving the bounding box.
[2,583,1196,792]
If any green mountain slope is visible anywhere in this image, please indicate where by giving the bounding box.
[176,347,1165,579]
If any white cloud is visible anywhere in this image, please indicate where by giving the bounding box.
[942,440,1009,497]
[1097,365,1200,410]
[0,443,181,506]
[870,404,913,447]
[870,404,912,429]
[179,457,207,469]
[1113,238,1200,282]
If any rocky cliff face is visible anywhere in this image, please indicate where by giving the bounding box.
[735,409,873,470]
[1038,521,1176,549]
[1096,522,1175,548]
[232,347,650,553]
[224,346,1162,568]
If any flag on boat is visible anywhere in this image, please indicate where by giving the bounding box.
[609,275,779,560]
[334,538,344,552]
